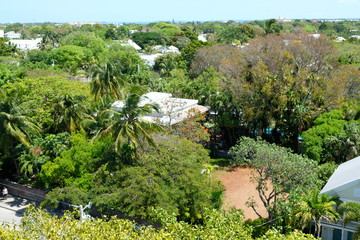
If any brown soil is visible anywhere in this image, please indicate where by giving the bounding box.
[214,166,268,220]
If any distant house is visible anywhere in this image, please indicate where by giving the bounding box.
[129,29,137,35]
[112,92,209,126]
[4,31,21,39]
[335,37,346,42]
[198,34,207,42]
[320,156,360,240]
[118,39,142,50]
[350,35,360,40]
[138,53,163,66]
[277,17,292,23]
[309,33,321,39]
[0,30,4,38]
[9,38,42,51]
[152,45,180,54]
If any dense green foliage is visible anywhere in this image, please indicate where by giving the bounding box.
[3,76,91,130]
[0,19,359,238]
[0,206,318,240]
[40,135,222,223]
[132,32,165,49]
[302,107,360,163]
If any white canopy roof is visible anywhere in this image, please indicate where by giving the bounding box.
[320,156,360,195]
[112,92,209,125]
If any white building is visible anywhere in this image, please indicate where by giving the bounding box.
[0,30,4,38]
[320,156,360,240]
[138,53,163,66]
[350,35,360,40]
[335,37,346,43]
[112,92,209,126]
[198,34,207,42]
[118,39,142,50]
[152,45,180,54]
[309,33,321,39]
[9,38,42,51]
[4,31,21,39]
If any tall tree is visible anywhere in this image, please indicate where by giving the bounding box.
[338,202,360,240]
[295,190,339,237]
[0,89,41,154]
[99,86,164,160]
[229,137,318,227]
[91,60,124,101]
[50,94,89,133]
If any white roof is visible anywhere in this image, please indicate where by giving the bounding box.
[9,38,42,51]
[0,30,4,38]
[112,92,209,125]
[198,34,207,42]
[4,31,21,39]
[152,45,180,54]
[350,35,360,40]
[335,37,346,42]
[119,39,141,50]
[320,156,360,195]
[139,53,163,66]
[309,33,321,39]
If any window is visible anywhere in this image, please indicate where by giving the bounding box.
[354,188,360,197]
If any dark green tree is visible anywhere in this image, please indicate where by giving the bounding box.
[99,86,164,159]
[0,89,41,154]
[50,94,89,133]
[90,60,124,101]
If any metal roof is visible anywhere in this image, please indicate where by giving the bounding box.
[320,156,360,195]
[112,92,209,125]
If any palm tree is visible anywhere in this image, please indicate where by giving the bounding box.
[0,89,41,153]
[338,202,360,240]
[91,60,124,101]
[201,163,219,186]
[99,86,164,160]
[295,190,339,237]
[50,94,89,133]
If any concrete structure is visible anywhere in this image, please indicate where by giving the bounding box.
[0,179,46,202]
[9,38,42,51]
[0,195,33,225]
[112,92,209,126]
[4,31,21,39]
[320,156,360,240]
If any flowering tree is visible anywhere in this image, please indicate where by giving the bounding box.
[170,108,210,144]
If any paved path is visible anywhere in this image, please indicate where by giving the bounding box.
[0,195,34,225]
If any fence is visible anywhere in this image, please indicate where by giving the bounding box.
[0,179,46,202]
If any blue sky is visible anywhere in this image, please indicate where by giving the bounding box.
[1,0,359,23]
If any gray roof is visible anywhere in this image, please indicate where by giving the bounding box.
[320,156,360,195]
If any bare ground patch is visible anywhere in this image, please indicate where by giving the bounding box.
[214,166,268,220]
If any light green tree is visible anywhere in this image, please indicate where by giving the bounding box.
[338,202,360,240]
[295,190,339,237]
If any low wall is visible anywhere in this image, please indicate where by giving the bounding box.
[0,179,46,202]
